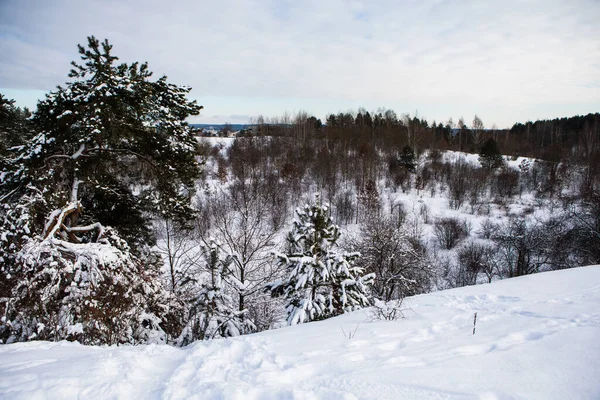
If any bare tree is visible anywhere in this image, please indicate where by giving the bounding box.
[456,241,501,285]
[197,179,284,329]
[434,217,469,250]
[569,194,600,265]
[154,219,198,294]
[493,218,551,277]
[447,158,471,209]
[577,122,600,198]
[493,168,520,202]
[457,117,467,151]
[472,115,485,151]
[349,215,431,301]
[221,122,233,137]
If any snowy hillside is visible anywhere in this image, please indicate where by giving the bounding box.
[1,266,599,400]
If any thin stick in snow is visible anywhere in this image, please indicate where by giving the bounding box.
[341,323,360,339]
[473,312,477,335]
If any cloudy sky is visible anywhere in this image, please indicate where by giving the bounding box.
[1,0,599,127]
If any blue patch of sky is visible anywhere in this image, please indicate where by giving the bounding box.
[270,0,294,22]
[0,88,46,110]
[354,11,369,21]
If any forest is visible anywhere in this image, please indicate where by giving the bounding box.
[1,37,599,346]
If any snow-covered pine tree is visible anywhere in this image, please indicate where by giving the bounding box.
[0,186,169,344]
[177,239,248,345]
[266,196,374,325]
[0,36,202,344]
[0,93,34,169]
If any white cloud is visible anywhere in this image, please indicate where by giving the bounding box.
[1,0,599,127]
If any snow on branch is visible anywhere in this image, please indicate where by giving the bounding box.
[43,202,81,240]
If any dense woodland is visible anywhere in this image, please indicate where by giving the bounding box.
[1,37,599,346]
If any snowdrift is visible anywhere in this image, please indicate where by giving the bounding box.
[1,266,599,400]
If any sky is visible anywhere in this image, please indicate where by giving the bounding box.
[1,0,599,128]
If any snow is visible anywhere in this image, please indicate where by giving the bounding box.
[440,150,532,171]
[57,110,73,119]
[71,143,86,160]
[198,136,235,146]
[1,266,599,399]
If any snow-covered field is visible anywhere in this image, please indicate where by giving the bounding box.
[1,266,599,400]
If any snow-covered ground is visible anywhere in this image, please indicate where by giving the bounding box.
[1,266,599,400]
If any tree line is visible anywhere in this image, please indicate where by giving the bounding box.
[245,108,600,189]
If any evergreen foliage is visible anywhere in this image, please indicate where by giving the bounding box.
[266,197,374,325]
[1,36,203,248]
[399,145,417,172]
[177,239,250,345]
[478,138,504,169]
[0,93,34,168]
[0,36,203,345]
[0,187,169,344]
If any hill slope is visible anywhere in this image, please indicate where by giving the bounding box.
[1,267,599,400]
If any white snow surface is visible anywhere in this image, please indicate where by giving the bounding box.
[1,266,599,400]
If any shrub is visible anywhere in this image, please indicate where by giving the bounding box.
[434,217,469,250]
[369,299,407,321]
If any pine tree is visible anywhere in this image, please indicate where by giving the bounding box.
[399,145,417,172]
[1,36,203,249]
[0,36,203,344]
[0,187,169,344]
[0,93,34,169]
[479,138,504,169]
[266,197,374,325]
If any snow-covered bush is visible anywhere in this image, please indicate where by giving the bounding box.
[1,215,167,345]
[266,197,374,325]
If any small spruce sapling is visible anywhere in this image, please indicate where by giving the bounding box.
[266,196,374,325]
